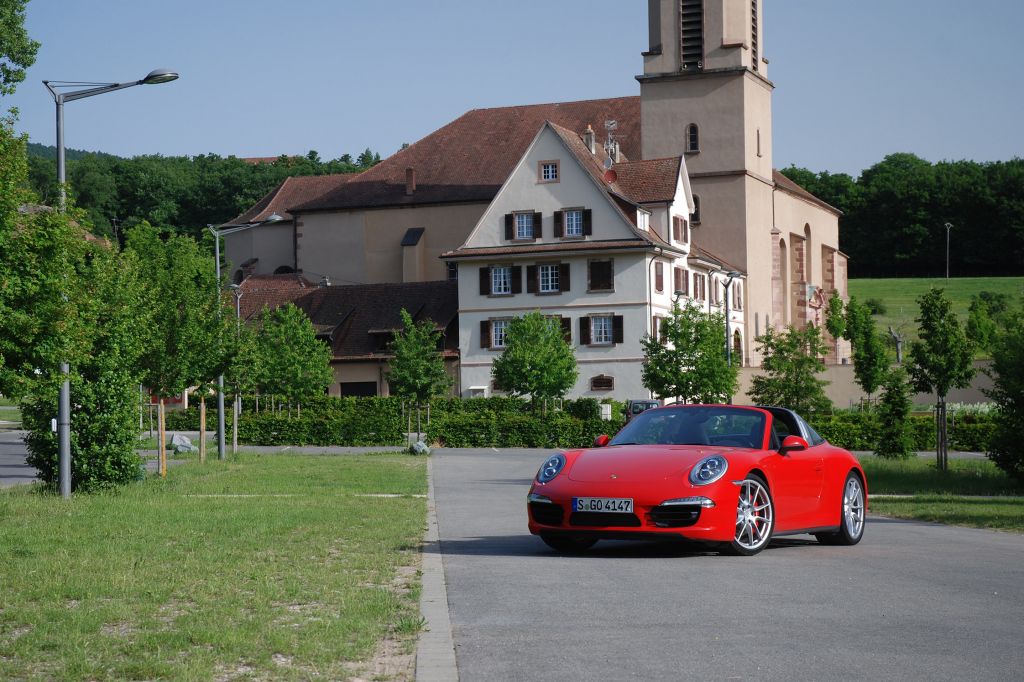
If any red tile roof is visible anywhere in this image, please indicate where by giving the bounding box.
[293,96,642,213]
[772,170,841,215]
[613,157,682,204]
[236,274,316,321]
[229,173,358,225]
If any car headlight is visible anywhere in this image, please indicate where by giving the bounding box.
[689,454,728,486]
[536,454,566,484]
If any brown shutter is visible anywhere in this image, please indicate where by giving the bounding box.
[655,262,664,292]
[682,269,689,295]
[583,209,593,235]
[580,317,591,346]
[674,267,682,294]
[684,222,690,243]
[659,318,668,345]
[526,265,538,294]
[480,320,491,348]
[672,216,681,241]
[479,266,490,295]
[613,315,624,344]
[511,266,522,294]
[554,211,564,238]
[504,214,513,241]
[560,316,571,343]
[533,212,542,240]
[559,263,570,292]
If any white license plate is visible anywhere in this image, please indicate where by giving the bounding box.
[572,497,633,513]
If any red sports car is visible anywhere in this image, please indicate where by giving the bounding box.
[527,404,867,556]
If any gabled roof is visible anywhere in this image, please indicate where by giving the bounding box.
[689,245,746,275]
[229,173,358,224]
[772,170,842,216]
[613,157,684,204]
[236,277,458,361]
[292,96,641,213]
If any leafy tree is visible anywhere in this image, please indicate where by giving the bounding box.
[640,301,737,403]
[824,290,846,362]
[491,311,577,408]
[749,325,832,417]
[852,324,888,398]
[387,308,452,405]
[986,306,1024,482]
[0,0,38,95]
[874,367,914,459]
[843,296,871,348]
[255,303,333,413]
[908,288,975,471]
[965,292,1010,351]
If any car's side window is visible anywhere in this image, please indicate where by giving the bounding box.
[796,415,826,446]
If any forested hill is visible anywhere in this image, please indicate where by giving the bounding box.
[781,154,1024,278]
[25,145,382,240]
[27,142,118,161]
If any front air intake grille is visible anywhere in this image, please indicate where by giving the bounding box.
[649,505,701,528]
[530,502,564,526]
[570,512,641,527]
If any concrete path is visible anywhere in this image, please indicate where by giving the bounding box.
[431,448,1024,681]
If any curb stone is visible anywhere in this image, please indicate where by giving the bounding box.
[415,457,458,681]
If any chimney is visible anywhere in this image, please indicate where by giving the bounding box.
[583,124,596,154]
[604,138,621,164]
[405,167,416,195]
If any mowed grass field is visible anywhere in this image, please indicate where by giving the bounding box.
[0,453,427,680]
[848,276,1024,342]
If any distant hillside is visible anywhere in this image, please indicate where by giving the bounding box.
[27,142,119,161]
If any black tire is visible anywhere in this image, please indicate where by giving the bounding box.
[540,534,598,553]
[724,473,774,556]
[816,471,866,546]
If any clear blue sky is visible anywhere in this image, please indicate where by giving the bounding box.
[6,0,1022,176]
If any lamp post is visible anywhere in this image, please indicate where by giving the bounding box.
[44,68,178,499]
[207,213,285,460]
[944,222,953,280]
[227,284,244,454]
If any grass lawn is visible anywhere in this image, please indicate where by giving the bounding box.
[848,276,1024,347]
[0,452,427,680]
[0,404,21,428]
[860,455,1024,532]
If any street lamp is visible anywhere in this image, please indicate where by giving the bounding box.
[44,68,178,499]
[944,222,953,280]
[207,212,285,460]
[227,283,244,454]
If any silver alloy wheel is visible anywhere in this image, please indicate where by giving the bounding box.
[843,476,865,539]
[734,478,773,551]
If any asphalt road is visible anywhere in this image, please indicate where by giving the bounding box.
[433,449,1024,682]
[0,431,36,488]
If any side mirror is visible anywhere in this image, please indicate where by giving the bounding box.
[779,435,808,455]
[593,434,610,448]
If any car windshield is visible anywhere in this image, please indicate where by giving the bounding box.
[609,405,767,448]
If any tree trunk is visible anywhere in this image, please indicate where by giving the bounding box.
[158,398,167,478]
[199,396,207,464]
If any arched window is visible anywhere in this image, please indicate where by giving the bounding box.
[733,330,742,360]
[691,195,701,225]
[686,123,699,153]
[803,224,812,283]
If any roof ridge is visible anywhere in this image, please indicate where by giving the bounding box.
[466,94,639,114]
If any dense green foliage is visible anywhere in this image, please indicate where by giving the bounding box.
[986,307,1024,482]
[386,308,452,405]
[641,301,737,403]
[25,147,381,239]
[491,311,578,405]
[824,290,846,358]
[254,303,334,408]
[0,0,38,95]
[749,325,832,417]
[874,368,915,459]
[781,155,1024,278]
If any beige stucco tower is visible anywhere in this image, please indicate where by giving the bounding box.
[638,0,845,365]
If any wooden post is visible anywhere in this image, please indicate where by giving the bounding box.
[199,396,207,464]
[158,398,167,478]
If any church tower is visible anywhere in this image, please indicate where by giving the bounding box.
[638,0,780,364]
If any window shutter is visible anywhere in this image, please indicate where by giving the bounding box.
[684,222,690,243]
[583,209,593,236]
[655,262,664,292]
[580,317,591,346]
[682,269,689,295]
[612,315,624,344]
[560,316,572,343]
[672,216,681,242]
[554,211,564,238]
[479,266,490,296]
[526,265,538,294]
[480,320,491,348]
[504,214,513,241]
[659,318,668,345]
[559,263,570,292]
[674,267,682,294]
[533,212,542,240]
[511,266,522,294]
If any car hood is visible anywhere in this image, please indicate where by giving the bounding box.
[567,445,730,483]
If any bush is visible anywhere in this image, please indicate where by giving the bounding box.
[875,368,914,459]
[427,410,623,449]
[865,298,888,315]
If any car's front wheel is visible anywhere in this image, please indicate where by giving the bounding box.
[816,472,866,546]
[725,473,774,556]
[540,534,598,553]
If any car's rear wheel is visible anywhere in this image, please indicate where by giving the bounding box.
[540,534,598,553]
[725,474,774,556]
[816,472,865,546]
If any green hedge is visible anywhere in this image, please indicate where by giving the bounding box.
[426,411,622,449]
[810,412,994,452]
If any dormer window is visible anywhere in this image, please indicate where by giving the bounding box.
[686,124,700,153]
[539,160,560,183]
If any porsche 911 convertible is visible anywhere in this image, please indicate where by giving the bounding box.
[527,404,867,556]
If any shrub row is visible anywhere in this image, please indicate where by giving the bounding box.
[810,413,994,452]
[426,411,623,449]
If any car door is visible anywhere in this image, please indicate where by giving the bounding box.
[768,414,824,532]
